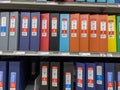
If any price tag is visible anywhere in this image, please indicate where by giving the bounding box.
[107,53,113,57]
[13,51,25,55]
[79,53,91,56]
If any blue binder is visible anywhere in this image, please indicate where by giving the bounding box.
[115,0,120,3]
[107,0,115,3]
[97,0,106,2]
[105,63,115,90]
[19,12,30,51]
[60,14,69,52]
[87,0,95,2]
[86,63,96,90]
[9,62,24,90]
[0,61,7,90]
[30,12,40,51]
[96,63,104,90]
[76,63,85,90]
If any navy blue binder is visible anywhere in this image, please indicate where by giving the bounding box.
[76,63,85,90]
[86,63,96,90]
[19,12,30,51]
[30,12,40,51]
[9,62,24,90]
[96,63,104,90]
[105,63,115,90]
[0,61,7,90]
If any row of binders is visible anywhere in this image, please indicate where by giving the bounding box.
[1,12,120,52]
[39,62,120,90]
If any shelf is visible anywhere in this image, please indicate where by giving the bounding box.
[0,1,120,13]
[0,51,119,57]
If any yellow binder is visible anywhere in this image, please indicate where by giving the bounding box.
[108,15,116,52]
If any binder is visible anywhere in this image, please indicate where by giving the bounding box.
[9,62,24,90]
[49,13,59,51]
[30,12,40,51]
[0,61,7,90]
[80,14,90,52]
[115,63,120,90]
[40,62,49,90]
[8,12,19,51]
[105,63,115,90]
[86,63,96,90]
[0,12,9,51]
[108,15,116,52]
[117,16,120,52]
[60,14,70,52]
[76,63,85,90]
[70,14,80,52]
[40,13,50,51]
[99,15,108,52]
[50,62,60,90]
[87,0,95,2]
[115,0,120,3]
[76,0,85,2]
[96,63,104,90]
[97,0,106,2]
[63,62,74,90]
[107,0,115,3]
[19,12,30,51]
[90,14,100,52]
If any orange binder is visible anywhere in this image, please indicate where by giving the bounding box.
[80,14,90,52]
[90,14,100,52]
[70,14,80,52]
[99,15,108,52]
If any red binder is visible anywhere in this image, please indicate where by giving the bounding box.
[90,14,100,52]
[99,15,108,52]
[80,14,90,52]
[40,13,50,51]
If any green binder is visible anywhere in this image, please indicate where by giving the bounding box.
[117,16,120,52]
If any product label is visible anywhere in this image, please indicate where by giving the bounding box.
[81,20,87,37]
[77,67,83,87]
[118,72,120,90]
[108,20,114,38]
[42,19,47,37]
[32,16,37,36]
[100,21,106,39]
[62,18,67,38]
[88,67,94,87]
[52,66,58,87]
[91,20,97,38]
[42,66,48,85]
[71,19,77,37]
[10,16,16,36]
[10,72,16,90]
[22,16,28,36]
[0,71,3,90]
[65,72,71,90]
[52,17,57,37]
[107,72,113,90]
[1,17,7,37]
[97,66,102,84]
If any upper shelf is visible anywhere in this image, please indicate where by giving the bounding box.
[0,1,120,13]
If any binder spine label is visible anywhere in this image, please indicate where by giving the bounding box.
[32,16,37,36]
[22,16,28,36]
[42,66,48,85]
[0,71,3,90]
[100,21,106,39]
[90,20,97,38]
[10,16,16,36]
[1,17,7,37]
[118,72,120,90]
[62,18,67,38]
[108,20,114,38]
[88,67,94,87]
[97,66,102,84]
[42,18,47,37]
[81,19,87,37]
[71,19,77,37]
[107,72,113,90]
[10,72,16,90]
[65,72,71,90]
[52,17,57,37]
[77,67,83,87]
[52,66,58,87]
